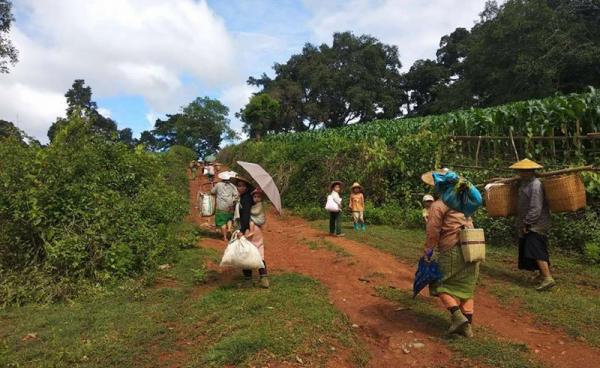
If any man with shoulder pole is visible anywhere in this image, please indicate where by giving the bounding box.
[510,159,556,291]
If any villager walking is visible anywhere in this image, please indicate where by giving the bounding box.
[421,170,481,338]
[211,172,238,241]
[510,159,556,291]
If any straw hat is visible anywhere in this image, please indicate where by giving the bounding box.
[330,181,343,190]
[421,169,449,186]
[509,159,543,170]
[231,176,253,187]
[350,182,363,191]
[422,194,434,202]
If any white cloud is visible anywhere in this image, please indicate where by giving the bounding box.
[219,83,259,135]
[1,0,237,141]
[97,108,111,119]
[304,0,488,70]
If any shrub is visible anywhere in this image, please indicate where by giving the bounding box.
[0,115,196,304]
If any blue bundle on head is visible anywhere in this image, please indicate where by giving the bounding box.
[433,171,482,217]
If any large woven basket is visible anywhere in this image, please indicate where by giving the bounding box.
[485,183,518,217]
[543,174,586,213]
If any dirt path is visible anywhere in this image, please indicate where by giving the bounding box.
[189,172,599,368]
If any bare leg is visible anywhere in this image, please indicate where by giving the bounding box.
[536,260,552,278]
[221,226,228,242]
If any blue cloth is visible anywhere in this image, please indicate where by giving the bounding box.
[433,171,482,217]
[413,255,444,299]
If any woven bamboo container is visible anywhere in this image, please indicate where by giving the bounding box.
[543,174,586,213]
[459,229,486,262]
[484,183,518,217]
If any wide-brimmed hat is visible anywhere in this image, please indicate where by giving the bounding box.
[509,159,543,170]
[231,176,253,187]
[330,181,343,190]
[350,182,363,191]
[422,194,434,202]
[421,169,449,186]
[218,171,236,180]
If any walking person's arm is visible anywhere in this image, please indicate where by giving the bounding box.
[424,204,444,258]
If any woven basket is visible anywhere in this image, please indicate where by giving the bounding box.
[485,183,518,217]
[459,229,486,262]
[543,174,586,213]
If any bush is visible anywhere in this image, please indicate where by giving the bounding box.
[0,115,197,304]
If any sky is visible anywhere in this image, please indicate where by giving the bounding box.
[1,0,490,143]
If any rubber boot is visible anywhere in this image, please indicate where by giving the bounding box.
[353,223,359,231]
[241,277,253,288]
[259,276,270,289]
[447,309,468,335]
[536,277,556,291]
[461,323,474,338]
[362,223,366,231]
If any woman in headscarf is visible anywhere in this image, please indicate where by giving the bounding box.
[421,170,480,338]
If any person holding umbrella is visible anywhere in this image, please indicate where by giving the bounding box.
[510,159,556,291]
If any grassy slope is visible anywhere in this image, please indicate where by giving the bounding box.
[0,246,368,368]
[311,220,600,347]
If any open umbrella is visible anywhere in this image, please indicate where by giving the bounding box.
[236,161,282,213]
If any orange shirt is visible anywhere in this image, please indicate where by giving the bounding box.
[425,200,473,252]
[349,193,365,211]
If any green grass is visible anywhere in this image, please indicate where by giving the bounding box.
[0,247,368,368]
[376,287,542,368]
[300,237,353,258]
[311,219,600,347]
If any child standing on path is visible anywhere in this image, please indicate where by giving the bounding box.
[422,194,434,223]
[349,182,365,231]
[326,181,344,236]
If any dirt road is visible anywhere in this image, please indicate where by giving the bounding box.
[190,173,599,368]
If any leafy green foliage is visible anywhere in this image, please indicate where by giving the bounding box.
[246,31,405,132]
[236,93,281,139]
[142,96,237,158]
[405,0,600,114]
[0,114,195,305]
[0,0,17,73]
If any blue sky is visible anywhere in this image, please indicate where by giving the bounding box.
[1,0,490,142]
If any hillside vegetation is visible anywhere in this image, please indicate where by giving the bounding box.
[219,89,600,256]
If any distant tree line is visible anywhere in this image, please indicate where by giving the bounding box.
[239,0,600,138]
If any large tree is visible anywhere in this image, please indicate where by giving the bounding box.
[48,80,119,142]
[148,97,237,158]
[236,93,281,139]
[404,0,600,115]
[246,32,406,133]
[0,0,17,73]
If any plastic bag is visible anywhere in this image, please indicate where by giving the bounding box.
[200,193,215,217]
[433,171,482,217]
[325,194,340,212]
[220,231,265,269]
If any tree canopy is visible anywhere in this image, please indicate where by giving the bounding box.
[245,32,405,134]
[405,0,600,115]
[0,0,17,73]
[141,97,237,158]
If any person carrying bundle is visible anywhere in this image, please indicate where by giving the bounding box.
[421,169,482,338]
[510,159,556,291]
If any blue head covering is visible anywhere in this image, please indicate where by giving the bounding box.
[432,170,482,217]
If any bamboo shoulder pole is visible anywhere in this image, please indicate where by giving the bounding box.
[485,165,595,185]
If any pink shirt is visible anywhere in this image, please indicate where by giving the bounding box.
[425,200,473,252]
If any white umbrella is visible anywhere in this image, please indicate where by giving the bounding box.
[237,161,282,213]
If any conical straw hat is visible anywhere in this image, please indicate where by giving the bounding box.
[421,170,448,186]
[509,159,543,170]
